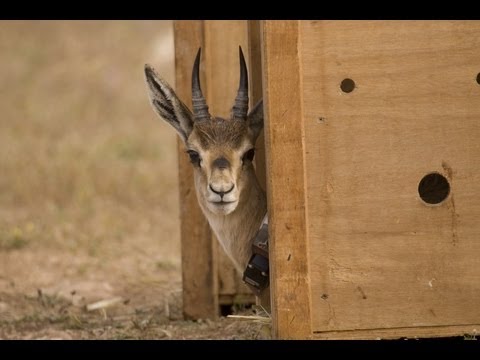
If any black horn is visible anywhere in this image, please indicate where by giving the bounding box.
[232,46,249,120]
[192,48,211,121]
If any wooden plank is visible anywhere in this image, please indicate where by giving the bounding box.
[203,20,254,300]
[248,20,267,192]
[298,21,480,334]
[248,20,271,311]
[313,324,480,340]
[174,20,218,320]
[204,21,249,117]
[262,20,313,339]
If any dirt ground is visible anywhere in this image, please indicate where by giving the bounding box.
[0,20,268,340]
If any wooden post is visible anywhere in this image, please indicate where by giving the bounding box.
[262,20,313,339]
[248,20,266,190]
[247,20,271,311]
[174,21,218,320]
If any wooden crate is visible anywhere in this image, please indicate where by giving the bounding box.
[262,20,480,339]
[173,20,480,339]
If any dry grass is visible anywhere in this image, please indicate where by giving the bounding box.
[0,20,178,256]
[0,20,265,339]
[0,20,180,293]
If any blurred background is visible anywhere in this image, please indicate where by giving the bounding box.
[0,20,259,339]
[0,21,258,339]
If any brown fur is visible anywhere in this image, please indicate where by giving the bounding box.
[145,64,266,273]
[193,117,249,149]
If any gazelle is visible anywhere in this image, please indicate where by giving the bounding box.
[144,47,266,273]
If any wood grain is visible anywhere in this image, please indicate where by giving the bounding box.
[298,21,480,334]
[248,20,267,192]
[248,20,271,311]
[204,21,248,117]
[262,20,313,339]
[313,324,480,340]
[174,20,217,320]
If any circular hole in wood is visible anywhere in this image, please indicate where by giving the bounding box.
[477,73,480,85]
[340,78,355,93]
[418,173,450,205]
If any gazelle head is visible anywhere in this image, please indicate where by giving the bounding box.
[145,47,263,216]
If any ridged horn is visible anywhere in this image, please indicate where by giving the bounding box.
[191,48,210,121]
[232,46,249,120]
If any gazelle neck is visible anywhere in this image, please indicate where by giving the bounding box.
[195,168,267,273]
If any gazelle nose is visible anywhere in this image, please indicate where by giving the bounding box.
[209,184,234,198]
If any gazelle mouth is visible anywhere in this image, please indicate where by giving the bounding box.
[210,200,236,205]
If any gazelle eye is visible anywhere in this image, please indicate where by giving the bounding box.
[186,150,201,166]
[242,148,255,163]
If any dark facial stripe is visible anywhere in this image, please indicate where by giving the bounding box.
[212,156,230,170]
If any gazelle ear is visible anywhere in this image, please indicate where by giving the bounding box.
[144,64,194,143]
[248,99,263,140]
